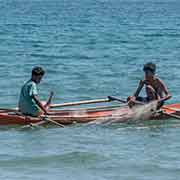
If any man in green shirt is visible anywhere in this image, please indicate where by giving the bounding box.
[18,67,53,117]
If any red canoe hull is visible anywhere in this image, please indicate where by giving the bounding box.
[0,103,179,126]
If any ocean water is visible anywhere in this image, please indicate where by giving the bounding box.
[0,0,180,179]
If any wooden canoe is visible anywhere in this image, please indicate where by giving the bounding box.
[0,101,179,126]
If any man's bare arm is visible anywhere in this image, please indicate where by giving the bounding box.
[134,80,145,97]
[32,95,48,114]
[158,79,172,102]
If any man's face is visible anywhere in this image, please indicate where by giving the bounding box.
[34,75,43,84]
[145,70,154,80]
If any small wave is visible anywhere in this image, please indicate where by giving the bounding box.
[30,53,69,60]
[143,33,180,38]
[20,39,46,44]
[0,152,107,167]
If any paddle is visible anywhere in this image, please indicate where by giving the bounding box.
[0,96,145,114]
[0,97,112,112]
[41,115,65,127]
[108,96,145,105]
[107,96,126,103]
[49,98,111,108]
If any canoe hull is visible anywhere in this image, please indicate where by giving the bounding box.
[0,102,179,126]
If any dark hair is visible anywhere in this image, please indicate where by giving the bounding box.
[143,62,156,73]
[32,66,45,76]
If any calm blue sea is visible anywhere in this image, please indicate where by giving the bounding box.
[0,0,180,179]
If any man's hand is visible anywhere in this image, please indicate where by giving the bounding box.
[127,96,136,108]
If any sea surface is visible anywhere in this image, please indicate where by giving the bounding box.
[0,0,180,179]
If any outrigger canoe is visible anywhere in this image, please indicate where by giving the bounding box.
[0,101,179,126]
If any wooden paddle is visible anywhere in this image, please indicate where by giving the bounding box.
[0,95,146,112]
[0,96,128,113]
[108,96,145,105]
[0,95,147,113]
[49,98,111,108]
[0,97,111,112]
[107,96,127,103]
[41,115,65,127]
